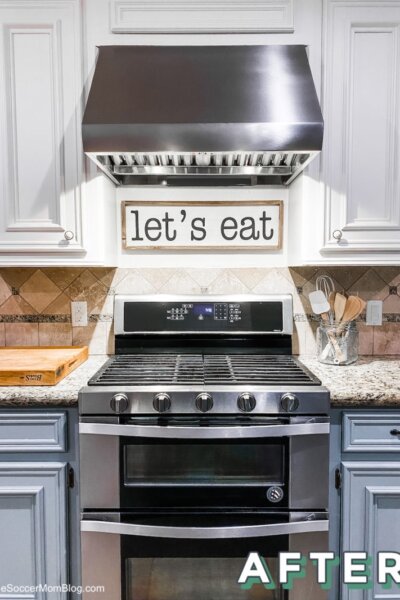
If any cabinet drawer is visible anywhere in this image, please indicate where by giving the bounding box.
[0,412,66,452]
[343,413,400,452]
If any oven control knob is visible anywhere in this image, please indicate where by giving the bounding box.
[195,393,213,413]
[237,392,256,413]
[153,393,171,413]
[110,393,129,413]
[280,393,299,412]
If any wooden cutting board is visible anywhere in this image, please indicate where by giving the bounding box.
[0,346,88,386]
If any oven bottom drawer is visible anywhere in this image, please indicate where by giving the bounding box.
[81,513,329,600]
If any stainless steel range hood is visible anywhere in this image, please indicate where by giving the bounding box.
[82,45,323,186]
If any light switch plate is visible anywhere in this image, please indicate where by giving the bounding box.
[366,300,383,326]
[71,301,88,327]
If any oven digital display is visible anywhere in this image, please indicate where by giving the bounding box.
[193,304,214,317]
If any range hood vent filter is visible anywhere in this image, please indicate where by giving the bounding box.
[83,45,323,186]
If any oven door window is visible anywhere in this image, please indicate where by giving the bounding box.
[122,513,286,600]
[124,439,284,485]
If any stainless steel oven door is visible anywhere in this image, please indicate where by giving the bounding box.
[79,417,329,510]
[81,512,329,600]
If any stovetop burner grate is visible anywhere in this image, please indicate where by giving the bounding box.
[88,354,320,386]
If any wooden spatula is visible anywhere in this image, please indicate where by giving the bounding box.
[334,293,347,322]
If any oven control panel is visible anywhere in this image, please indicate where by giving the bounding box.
[119,297,292,334]
[166,302,242,324]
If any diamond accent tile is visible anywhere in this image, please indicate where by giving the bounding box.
[42,268,83,290]
[65,269,108,314]
[159,271,200,294]
[348,268,387,301]
[19,270,61,313]
[140,269,180,290]
[115,271,156,295]
[185,268,225,288]
[207,271,248,294]
[0,275,12,307]
[44,293,71,315]
[0,268,36,289]
[233,269,267,290]
[0,295,37,315]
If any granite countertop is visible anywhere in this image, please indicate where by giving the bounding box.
[300,357,400,407]
[0,356,107,407]
[0,355,399,408]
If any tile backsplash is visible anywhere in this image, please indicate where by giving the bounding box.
[0,266,399,356]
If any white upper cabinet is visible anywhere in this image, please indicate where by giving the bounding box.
[322,0,400,255]
[0,0,86,258]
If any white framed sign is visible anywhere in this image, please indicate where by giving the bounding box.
[122,201,283,250]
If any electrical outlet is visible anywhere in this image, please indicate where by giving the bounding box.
[71,301,88,327]
[366,300,383,326]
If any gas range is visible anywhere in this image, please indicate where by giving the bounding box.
[79,294,329,416]
[79,295,330,600]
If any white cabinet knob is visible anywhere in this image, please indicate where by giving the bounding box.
[332,229,343,241]
[64,230,74,241]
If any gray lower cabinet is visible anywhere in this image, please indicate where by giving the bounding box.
[341,411,400,600]
[0,408,80,600]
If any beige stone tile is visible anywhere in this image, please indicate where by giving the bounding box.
[232,269,267,290]
[72,322,109,355]
[64,269,108,314]
[252,270,295,295]
[327,267,369,292]
[374,267,400,285]
[159,271,200,294]
[115,271,156,295]
[302,271,342,300]
[20,270,61,313]
[5,323,39,346]
[0,275,12,306]
[347,268,387,301]
[140,269,178,290]
[91,268,135,290]
[42,268,83,290]
[0,323,5,346]
[185,268,224,289]
[382,294,400,314]
[39,323,73,346]
[207,271,248,294]
[45,293,71,315]
[0,268,36,289]
[292,321,308,355]
[288,267,319,287]
[0,295,37,315]
[358,323,374,355]
[373,323,400,355]
[304,321,318,356]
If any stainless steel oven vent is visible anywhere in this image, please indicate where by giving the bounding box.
[83,45,323,186]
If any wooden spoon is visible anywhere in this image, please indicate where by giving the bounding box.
[334,293,347,322]
[341,295,363,323]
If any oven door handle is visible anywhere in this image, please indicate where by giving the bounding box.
[79,422,329,439]
[81,518,329,539]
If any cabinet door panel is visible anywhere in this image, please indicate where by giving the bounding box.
[0,1,83,253]
[342,461,400,599]
[0,462,67,599]
[323,1,400,252]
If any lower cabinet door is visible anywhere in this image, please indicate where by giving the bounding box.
[0,462,68,599]
[342,462,400,600]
